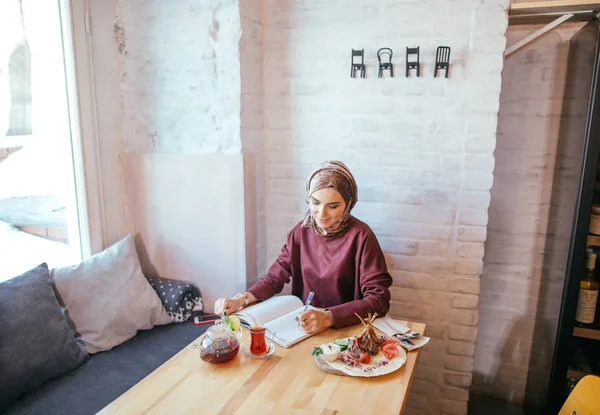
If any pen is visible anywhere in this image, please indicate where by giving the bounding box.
[303,291,315,312]
[295,291,315,322]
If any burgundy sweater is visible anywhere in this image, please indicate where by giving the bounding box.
[247,217,393,328]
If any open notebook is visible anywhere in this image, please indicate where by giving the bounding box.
[234,295,323,348]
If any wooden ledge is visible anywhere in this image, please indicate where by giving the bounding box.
[510,1,600,23]
[511,0,600,15]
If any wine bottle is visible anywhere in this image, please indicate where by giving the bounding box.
[576,252,599,326]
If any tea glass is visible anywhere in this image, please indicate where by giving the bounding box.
[249,326,269,355]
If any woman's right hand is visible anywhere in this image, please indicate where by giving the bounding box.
[214,297,244,316]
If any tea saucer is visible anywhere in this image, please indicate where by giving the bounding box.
[242,343,276,359]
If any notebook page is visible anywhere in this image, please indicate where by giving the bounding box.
[235,295,303,327]
[265,305,320,348]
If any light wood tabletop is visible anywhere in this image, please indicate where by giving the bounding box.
[99,319,426,415]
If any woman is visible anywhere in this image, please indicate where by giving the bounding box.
[214,161,392,334]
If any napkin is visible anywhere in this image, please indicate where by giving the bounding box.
[372,316,430,352]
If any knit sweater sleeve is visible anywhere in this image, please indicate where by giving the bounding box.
[327,230,392,328]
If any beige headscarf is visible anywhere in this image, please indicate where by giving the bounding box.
[301,161,358,237]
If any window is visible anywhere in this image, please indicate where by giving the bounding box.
[0,0,103,280]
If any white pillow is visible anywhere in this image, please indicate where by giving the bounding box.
[51,234,171,353]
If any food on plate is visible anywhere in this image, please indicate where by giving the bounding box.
[333,338,349,349]
[313,313,403,366]
[321,343,341,362]
[311,338,349,357]
[380,340,400,360]
[347,338,362,359]
[359,352,370,364]
[339,351,359,367]
[344,313,401,362]
[312,314,407,377]
[355,313,381,355]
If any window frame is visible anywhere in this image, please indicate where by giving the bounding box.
[59,0,106,257]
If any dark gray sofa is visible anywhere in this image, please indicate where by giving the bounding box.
[4,321,208,415]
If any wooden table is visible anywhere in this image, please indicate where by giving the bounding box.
[99,320,426,415]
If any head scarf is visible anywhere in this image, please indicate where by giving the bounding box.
[301,161,358,237]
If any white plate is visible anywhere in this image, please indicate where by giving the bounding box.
[319,337,407,377]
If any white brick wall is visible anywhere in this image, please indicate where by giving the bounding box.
[262,1,508,414]
[117,0,242,153]
[472,23,586,407]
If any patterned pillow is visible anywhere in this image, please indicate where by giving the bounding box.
[146,276,203,323]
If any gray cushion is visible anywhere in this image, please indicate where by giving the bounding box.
[51,234,171,354]
[0,263,88,411]
[3,320,206,415]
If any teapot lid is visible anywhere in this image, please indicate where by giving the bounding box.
[206,320,231,341]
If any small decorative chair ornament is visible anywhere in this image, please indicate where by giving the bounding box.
[350,49,365,78]
[434,46,451,78]
[406,46,420,77]
[377,48,393,78]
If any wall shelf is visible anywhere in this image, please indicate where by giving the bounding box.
[511,1,600,16]
[509,1,600,23]
[573,327,600,340]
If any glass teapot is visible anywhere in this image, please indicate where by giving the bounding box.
[193,319,241,364]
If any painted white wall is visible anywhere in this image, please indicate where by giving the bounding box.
[122,153,248,312]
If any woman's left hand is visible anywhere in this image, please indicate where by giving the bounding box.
[297,309,333,334]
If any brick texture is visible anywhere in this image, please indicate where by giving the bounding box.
[118,0,243,153]
[261,1,509,414]
[472,23,587,407]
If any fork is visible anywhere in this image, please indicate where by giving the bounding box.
[392,330,420,344]
[400,338,415,346]
[392,329,420,338]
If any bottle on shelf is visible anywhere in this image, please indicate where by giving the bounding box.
[575,251,599,327]
[589,204,600,236]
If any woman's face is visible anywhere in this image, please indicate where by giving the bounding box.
[309,187,347,230]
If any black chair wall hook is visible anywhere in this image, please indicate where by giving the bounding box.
[350,49,365,78]
[434,46,451,78]
[406,46,420,77]
[377,47,393,78]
